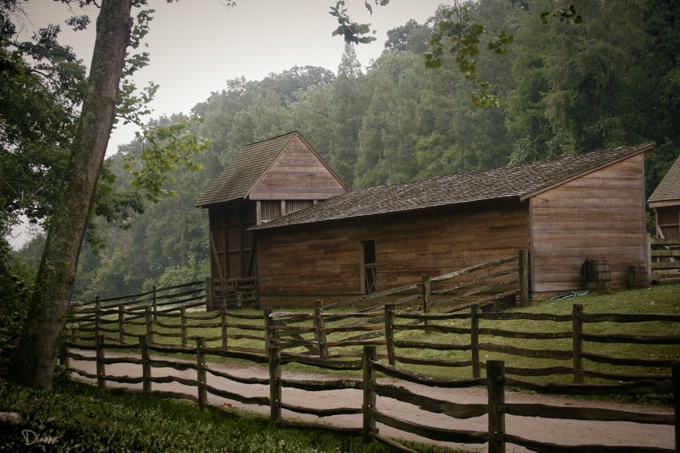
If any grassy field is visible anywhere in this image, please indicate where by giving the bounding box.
[390,284,680,384]
[71,284,680,389]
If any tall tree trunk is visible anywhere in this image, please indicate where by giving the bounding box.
[10,0,133,389]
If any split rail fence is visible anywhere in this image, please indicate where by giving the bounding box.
[652,238,680,284]
[64,302,679,453]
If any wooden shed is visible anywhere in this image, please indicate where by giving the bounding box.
[648,156,680,239]
[250,143,654,307]
[195,131,347,302]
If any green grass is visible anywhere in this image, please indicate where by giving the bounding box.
[395,285,680,382]
[0,379,462,453]
[69,284,680,386]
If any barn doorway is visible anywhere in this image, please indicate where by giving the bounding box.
[361,240,376,294]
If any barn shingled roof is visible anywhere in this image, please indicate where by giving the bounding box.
[648,156,680,208]
[195,131,300,207]
[251,142,654,231]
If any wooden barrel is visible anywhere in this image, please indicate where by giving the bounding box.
[587,259,611,293]
[628,265,649,289]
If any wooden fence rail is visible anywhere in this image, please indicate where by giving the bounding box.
[383,303,680,384]
[61,339,678,453]
[651,238,680,285]
[69,299,680,387]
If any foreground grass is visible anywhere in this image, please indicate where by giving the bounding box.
[0,379,461,453]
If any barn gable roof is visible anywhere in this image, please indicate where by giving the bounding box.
[252,142,654,231]
[195,131,346,207]
[648,156,680,208]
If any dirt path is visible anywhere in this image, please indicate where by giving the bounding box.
[68,350,674,452]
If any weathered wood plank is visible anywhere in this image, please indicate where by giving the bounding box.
[372,409,488,444]
[375,383,487,419]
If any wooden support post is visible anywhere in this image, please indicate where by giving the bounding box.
[205,277,214,311]
[422,276,431,332]
[314,300,328,359]
[145,307,154,345]
[118,305,126,344]
[59,340,70,370]
[471,304,481,379]
[362,345,377,444]
[672,361,679,453]
[263,308,273,355]
[95,334,106,388]
[518,249,530,307]
[269,345,282,422]
[572,304,584,384]
[487,360,506,453]
[139,335,151,397]
[196,337,207,410]
[180,308,187,347]
[221,307,228,350]
[385,304,396,366]
[152,285,158,322]
[94,296,101,339]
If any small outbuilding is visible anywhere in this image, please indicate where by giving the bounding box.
[195,131,347,299]
[248,142,654,307]
[648,156,680,239]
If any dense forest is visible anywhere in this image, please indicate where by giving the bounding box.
[11,0,680,302]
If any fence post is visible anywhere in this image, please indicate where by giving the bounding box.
[59,340,70,370]
[422,275,431,332]
[385,304,396,366]
[314,300,328,359]
[94,296,101,339]
[572,304,584,384]
[145,307,154,345]
[221,306,228,350]
[152,286,158,322]
[487,360,506,453]
[116,305,125,344]
[269,345,281,422]
[263,308,274,355]
[139,335,151,397]
[362,345,377,444]
[180,308,187,347]
[205,277,214,311]
[196,337,207,411]
[471,304,481,379]
[95,334,106,388]
[672,361,679,453]
[518,249,530,307]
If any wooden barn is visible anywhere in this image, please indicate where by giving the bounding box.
[648,156,680,239]
[247,142,654,307]
[195,131,347,303]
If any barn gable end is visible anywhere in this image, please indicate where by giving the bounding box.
[648,156,680,239]
[248,135,348,201]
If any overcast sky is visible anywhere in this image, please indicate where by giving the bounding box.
[24,0,448,153]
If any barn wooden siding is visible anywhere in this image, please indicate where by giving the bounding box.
[208,199,256,281]
[530,153,648,292]
[255,200,530,308]
[249,136,346,202]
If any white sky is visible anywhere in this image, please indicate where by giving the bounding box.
[23,0,448,153]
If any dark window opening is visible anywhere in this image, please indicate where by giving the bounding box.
[361,240,376,294]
